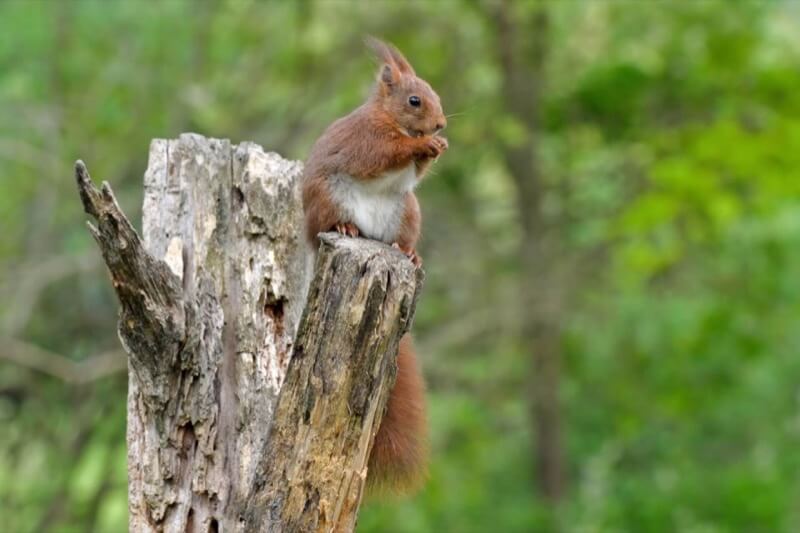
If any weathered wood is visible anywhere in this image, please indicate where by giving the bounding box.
[76,159,185,408]
[242,233,422,532]
[75,133,422,532]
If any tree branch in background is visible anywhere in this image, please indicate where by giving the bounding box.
[0,253,102,336]
[0,337,126,384]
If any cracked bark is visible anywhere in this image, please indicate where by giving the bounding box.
[75,133,422,532]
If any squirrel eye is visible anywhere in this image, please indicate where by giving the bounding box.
[408,95,421,107]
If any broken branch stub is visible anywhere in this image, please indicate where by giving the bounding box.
[75,159,184,406]
[242,233,423,532]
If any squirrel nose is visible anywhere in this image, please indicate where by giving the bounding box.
[435,122,445,132]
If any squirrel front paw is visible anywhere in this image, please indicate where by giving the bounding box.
[334,222,360,238]
[432,135,448,155]
[392,242,422,268]
[419,135,448,159]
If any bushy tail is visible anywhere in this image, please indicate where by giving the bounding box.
[367,334,428,495]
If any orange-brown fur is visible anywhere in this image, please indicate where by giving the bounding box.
[301,38,447,495]
[302,104,445,249]
[396,193,421,253]
[367,335,428,493]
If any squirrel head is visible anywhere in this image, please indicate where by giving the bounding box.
[366,37,447,138]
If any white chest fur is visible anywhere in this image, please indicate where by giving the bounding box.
[329,164,417,243]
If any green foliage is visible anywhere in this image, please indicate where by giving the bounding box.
[2,0,800,531]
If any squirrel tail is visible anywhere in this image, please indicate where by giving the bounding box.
[367,333,428,496]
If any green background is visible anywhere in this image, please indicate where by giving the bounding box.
[2,1,800,531]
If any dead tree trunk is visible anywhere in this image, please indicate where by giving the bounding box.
[74,133,422,532]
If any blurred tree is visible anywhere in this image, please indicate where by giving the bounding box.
[487,0,565,503]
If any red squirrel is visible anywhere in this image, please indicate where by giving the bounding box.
[302,37,447,494]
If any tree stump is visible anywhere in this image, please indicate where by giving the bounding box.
[75,133,423,532]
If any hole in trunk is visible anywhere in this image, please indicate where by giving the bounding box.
[262,285,287,337]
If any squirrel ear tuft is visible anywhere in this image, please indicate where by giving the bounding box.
[365,36,416,77]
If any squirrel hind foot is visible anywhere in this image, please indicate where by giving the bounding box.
[334,221,360,238]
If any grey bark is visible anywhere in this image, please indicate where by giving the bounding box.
[75,133,422,532]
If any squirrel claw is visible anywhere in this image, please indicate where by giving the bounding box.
[425,135,448,159]
[418,135,446,159]
[433,135,448,155]
[334,222,360,238]
[392,242,422,268]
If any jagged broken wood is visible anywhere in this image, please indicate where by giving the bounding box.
[241,235,422,532]
[74,134,423,533]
